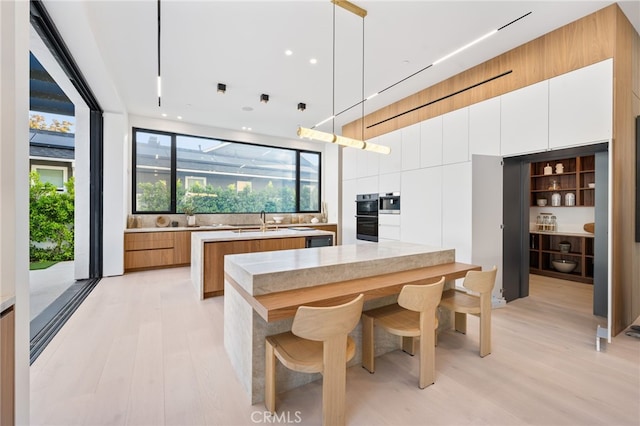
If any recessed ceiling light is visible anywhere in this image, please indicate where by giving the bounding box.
[177,116,183,120]
[285,49,293,56]
[309,58,318,65]
[161,113,167,117]
[242,106,254,112]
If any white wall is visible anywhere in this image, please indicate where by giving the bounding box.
[1,1,30,422]
[103,113,128,276]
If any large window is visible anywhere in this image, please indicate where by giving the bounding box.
[133,128,321,214]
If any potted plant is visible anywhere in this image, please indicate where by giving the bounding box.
[183,200,196,227]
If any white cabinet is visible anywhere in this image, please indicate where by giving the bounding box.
[549,58,613,149]
[341,179,357,245]
[378,131,402,174]
[400,167,443,247]
[500,80,549,157]
[420,116,443,168]
[356,176,378,195]
[442,163,472,263]
[356,144,379,178]
[379,172,401,194]
[469,97,501,156]
[401,123,421,171]
[342,145,357,181]
[442,108,469,164]
[378,214,401,241]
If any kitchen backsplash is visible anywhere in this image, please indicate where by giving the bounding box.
[127,213,324,229]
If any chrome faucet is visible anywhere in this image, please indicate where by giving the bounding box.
[259,210,267,231]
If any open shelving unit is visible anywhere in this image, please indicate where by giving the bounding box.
[529,232,594,284]
[530,155,595,207]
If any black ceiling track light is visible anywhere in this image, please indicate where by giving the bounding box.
[297,102,306,111]
[368,70,513,129]
[157,0,162,107]
[217,83,226,94]
[329,11,532,123]
[260,94,269,103]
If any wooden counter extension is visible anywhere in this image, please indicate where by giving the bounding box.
[227,262,479,322]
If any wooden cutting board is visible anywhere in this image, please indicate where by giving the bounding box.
[584,223,595,233]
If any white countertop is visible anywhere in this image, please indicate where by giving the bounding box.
[191,227,333,243]
[530,230,594,237]
[225,241,454,296]
[125,223,336,233]
[1,294,15,313]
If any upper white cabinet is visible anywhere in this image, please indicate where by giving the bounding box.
[342,145,357,181]
[442,163,472,263]
[500,80,549,157]
[378,130,402,174]
[400,167,443,247]
[356,175,379,195]
[420,116,443,168]
[469,97,501,156]
[401,122,421,171]
[549,59,613,149]
[442,108,469,164]
[356,140,380,178]
[379,172,401,194]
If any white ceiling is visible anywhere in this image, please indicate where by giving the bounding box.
[40,1,640,142]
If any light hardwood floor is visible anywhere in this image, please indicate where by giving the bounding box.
[30,268,639,425]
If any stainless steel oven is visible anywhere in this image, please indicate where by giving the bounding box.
[379,192,400,214]
[356,193,378,242]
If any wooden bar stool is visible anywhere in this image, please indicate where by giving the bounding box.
[438,266,497,357]
[265,294,364,426]
[361,277,445,389]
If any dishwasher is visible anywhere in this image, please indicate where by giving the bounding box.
[304,235,334,248]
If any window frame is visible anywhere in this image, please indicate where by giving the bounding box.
[31,164,69,191]
[132,127,322,215]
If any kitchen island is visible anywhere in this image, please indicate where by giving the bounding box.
[191,228,335,298]
[223,241,480,403]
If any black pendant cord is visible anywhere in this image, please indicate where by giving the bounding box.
[361,16,365,142]
[332,2,336,135]
[157,0,161,107]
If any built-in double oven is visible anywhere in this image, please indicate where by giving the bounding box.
[355,193,378,242]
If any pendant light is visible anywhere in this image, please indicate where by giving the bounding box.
[297,0,390,155]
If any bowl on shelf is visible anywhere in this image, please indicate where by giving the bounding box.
[558,241,571,253]
[536,199,547,207]
[551,259,577,273]
[588,183,595,189]
[272,216,284,224]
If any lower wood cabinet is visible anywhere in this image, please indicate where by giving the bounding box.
[1,306,15,426]
[203,237,306,297]
[124,224,336,272]
[529,232,594,284]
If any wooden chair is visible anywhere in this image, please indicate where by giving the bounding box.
[438,266,497,357]
[361,277,445,389]
[265,294,364,426]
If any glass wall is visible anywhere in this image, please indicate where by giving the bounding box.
[133,128,321,214]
